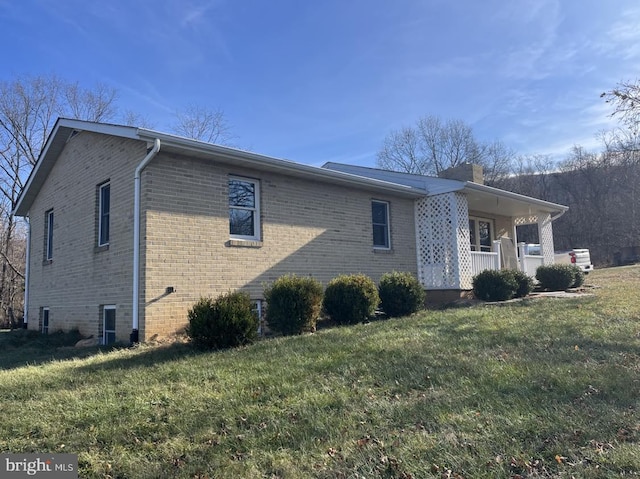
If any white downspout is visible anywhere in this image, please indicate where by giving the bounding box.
[23,217,31,329]
[131,139,161,343]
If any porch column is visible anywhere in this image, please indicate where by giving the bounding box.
[415,192,471,290]
[537,213,555,265]
[517,242,527,272]
[492,239,502,270]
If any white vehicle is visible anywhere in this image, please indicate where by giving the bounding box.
[554,248,593,274]
[521,244,594,274]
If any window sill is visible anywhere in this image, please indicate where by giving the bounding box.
[373,248,393,254]
[95,244,110,253]
[42,259,53,266]
[226,239,263,248]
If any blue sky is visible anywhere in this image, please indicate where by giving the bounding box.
[1,0,639,166]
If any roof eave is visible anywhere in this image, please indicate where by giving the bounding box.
[136,129,425,198]
[13,119,139,217]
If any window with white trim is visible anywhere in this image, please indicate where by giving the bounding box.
[102,305,116,345]
[229,177,260,240]
[45,209,54,261]
[469,216,494,252]
[372,200,390,249]
[98,182,110,246]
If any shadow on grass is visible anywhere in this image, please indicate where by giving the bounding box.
[0,329,199,371]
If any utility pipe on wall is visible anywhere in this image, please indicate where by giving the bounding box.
[131,138,161,343]
[23,217,31,329]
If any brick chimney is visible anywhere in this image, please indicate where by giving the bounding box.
[438,163,484,184]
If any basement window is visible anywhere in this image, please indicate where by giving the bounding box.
[102,305,116,345]
[41,307,49,334]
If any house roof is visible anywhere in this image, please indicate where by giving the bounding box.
[13,118,425,217]
[14,118,568,220]
[322,162,569,219]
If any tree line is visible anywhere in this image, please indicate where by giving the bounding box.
[0,74,637,326]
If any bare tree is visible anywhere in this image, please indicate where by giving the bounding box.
[377,115,513,179]
[0,74,118,325]
[64,81,117,123]
[172,104,234,145]
[121,109,156,129]
[602,79,640,131]
[481,140,518,185]
[377,126,424,174]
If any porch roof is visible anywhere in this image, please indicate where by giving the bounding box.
[464,182,567,219]
[322,162,568,219]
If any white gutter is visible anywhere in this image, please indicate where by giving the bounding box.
[551,208,567,221]
[23,217,31,328]
[131,138,161,343]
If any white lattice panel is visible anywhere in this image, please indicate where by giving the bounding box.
[514,215,539,226]
[538,213,554,264]
[455,193,472,289]
[415,192,470,289]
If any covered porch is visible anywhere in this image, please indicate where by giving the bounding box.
[416,183,568,291]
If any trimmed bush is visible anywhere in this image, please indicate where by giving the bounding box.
[186,291,258,349]
[535,264,578,291]
[378,271,426,317]
[472,269,518,302]
[571,266,585,288]
[504,269,535,298]
[264,274,324,335]
[323,274,380,325]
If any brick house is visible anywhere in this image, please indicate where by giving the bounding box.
[13,118,568,343]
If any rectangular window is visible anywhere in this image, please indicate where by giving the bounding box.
[372,200,390,249]
[229,177,260,240]
[103,305,116,345]
[98,182,110,246]
[45,209,54,261]
[42,308,49,334]
[252,300,264,336]
[469,217,494,252]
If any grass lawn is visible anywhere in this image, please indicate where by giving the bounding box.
[1,266,639,478]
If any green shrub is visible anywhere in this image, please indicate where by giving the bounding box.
[535,264,578,291]
[571,266,585,288]
[264,274,324,335]
[323,274,380,325]
[186,291,258,349]
[378,271,426,317]
[504,269,535,298]
[472,269,518,302]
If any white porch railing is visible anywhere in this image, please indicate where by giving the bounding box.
[470,241,546,279]
[520,255,544,277]
[471,251,500,276]
[470,239,503,277]
[516,243,544,278]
